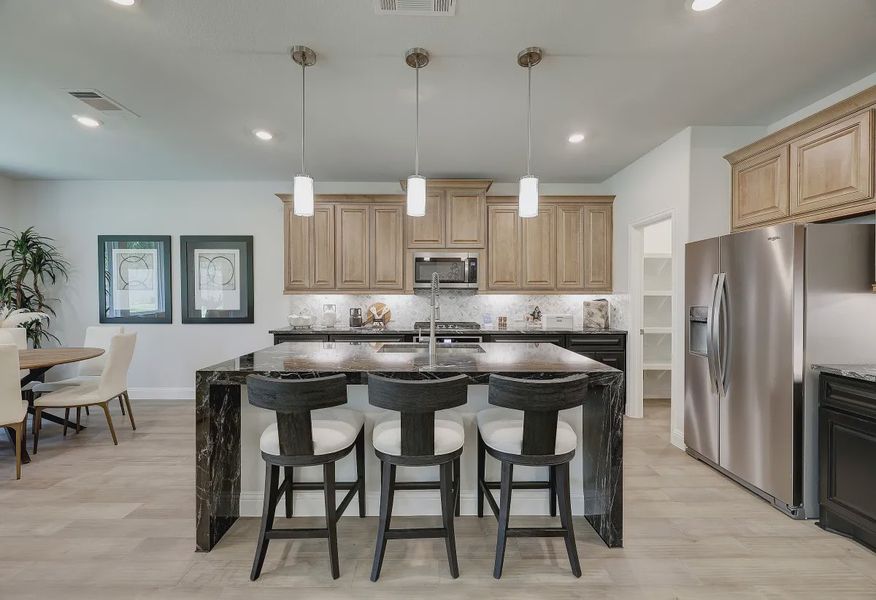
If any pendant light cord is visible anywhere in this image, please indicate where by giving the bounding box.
[526,63,532,177]
[301,60,306,175]
[415,62,420,177]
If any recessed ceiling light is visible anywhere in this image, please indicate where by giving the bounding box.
[689,0,723,11]
[73,114,101,128]
[110,0,136,6]
[252,129,273,141]
[568,133,585,144]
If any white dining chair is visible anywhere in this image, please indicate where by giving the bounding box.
[0,344,28,479]
[32,332,137,452]
[0,327,29,380]
[31,326,130,428]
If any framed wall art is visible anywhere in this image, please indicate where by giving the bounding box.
[180,235,254,324]
[98,235,172,324]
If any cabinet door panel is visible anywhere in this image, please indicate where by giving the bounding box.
[521,205,556,288]
[732,146,790,228]
[487,205,521,289]
[370,204,404,289]
[335,205,369,289]
[312,205,335,288]
[446,190,486,248]
[285,206,311,290]
[406,192,445,248]
[790,111,873,215]
[583,205,613,291]
[557,206,584,289]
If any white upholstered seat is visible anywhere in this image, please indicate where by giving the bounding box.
[1,343,29,479]
[372,409,464,457]
[259,407,365,456]
[477,407,577,456]
[32,326,123,393]
[0,328,29,379]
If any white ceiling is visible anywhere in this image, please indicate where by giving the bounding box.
[1,0,875,182]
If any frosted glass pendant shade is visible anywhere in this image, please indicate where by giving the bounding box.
[518,176,539,218]
[293,174,314,216]
[406,175,426,217]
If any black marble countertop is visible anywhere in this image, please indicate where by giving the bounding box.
[200,341,620,376]
[270,325,627,335]
[813,364,876,383]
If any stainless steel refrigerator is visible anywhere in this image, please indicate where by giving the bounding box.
[685,223,875,518]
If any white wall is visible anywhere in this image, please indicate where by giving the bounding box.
[643,219,672,255]
[0,175,16,229]
[767,70,876,133]
[12,179,612,399]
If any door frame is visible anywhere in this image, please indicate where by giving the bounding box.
[627,209,675,424]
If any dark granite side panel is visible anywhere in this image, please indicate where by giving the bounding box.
[195,372,242,552]
[580,370,624,547]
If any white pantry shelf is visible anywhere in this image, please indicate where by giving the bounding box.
[643,362,672,370]
[643,327,672,334]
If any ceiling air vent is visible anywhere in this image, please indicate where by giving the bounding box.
[67,89,138,117]
[375,0,456,16]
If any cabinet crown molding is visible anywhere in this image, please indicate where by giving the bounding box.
[398,178,493,192]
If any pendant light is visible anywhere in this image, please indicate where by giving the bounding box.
[405,48,430,217]
[517,47,542,218]
[291,45,316,217]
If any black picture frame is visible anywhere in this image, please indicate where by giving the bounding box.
[180,235,254,324]
[98,235,172,324]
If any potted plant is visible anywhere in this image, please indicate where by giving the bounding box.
[0,227,70,347]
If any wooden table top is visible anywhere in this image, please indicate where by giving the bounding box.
[18,347,104,370]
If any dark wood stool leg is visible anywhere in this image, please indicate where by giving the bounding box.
[250,462,279,581]
[556,461,581,577]
[477,431,486,518]
[355,428,366,518]
[370,460,396,582]
[440,461,460,578]
[549,464,557,517]
[85,406,90,416]
[75,407,81,433]
[493,461,513,579]
[323,461,340,580]
[32,407,42,454]
[452,456,461,517]
[63,408,69,437]
[283,467,294,518]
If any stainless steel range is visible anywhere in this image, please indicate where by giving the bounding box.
[412,321,482,344]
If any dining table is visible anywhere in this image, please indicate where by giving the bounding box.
[6,347,105,464]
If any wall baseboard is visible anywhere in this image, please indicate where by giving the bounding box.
[671,427,685,450]
[128,387,194,401]
[240,490,590,518]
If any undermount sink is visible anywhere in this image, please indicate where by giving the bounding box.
[377,343,485,354]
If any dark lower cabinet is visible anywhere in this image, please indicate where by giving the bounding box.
[818,373,876,552]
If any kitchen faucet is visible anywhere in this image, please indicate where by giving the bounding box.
[429,272,440,363]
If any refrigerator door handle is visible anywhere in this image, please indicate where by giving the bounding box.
[705,274,720,393]
[712,272,727,397]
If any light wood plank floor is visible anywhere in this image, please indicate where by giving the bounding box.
[1,399,874,599]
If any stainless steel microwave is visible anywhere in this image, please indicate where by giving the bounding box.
[412,252,479,289]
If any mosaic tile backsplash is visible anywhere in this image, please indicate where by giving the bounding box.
[285,292,629,330]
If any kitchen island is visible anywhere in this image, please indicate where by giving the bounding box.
[196,341,624,552]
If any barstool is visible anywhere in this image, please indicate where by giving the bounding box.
[246,374,366,581]
[367,373,468,582]
[476,373,589,579]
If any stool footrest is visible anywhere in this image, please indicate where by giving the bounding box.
[482,480,550,490]
[265,527,328,540]
[507,527,567,538]
[385,527,447,540]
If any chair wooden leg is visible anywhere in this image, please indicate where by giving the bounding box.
[63,408,69,437]
[99,402,118,445]
[32,407,42,454]
[323,461,340,580]
[85,406,90,416]
[440,461,460,578]
[452,456,461,517]
[123,392,136,430]
[283,467,294,518]
[355,428,366,518]
[370,460,396,582]
[250,462,279,581]
[75,407,81,433]
[493,461,513,579]
[477,431,486,518]
[556,462,581,577]
[549,464,557,517]
[12,422,22,480]
[119,395,126,416]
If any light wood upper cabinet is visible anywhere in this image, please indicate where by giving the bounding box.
[790,110,873,216]
[335,204,370,289]
[521,206,556,289]
[731,146,790,229]
[556,206,584,289]
[583,205,613,291]
[487,205,521,289]
[311,206,335,288]
[370,204,404,290]
[405,192,445,248]
[446,190,486,248]
[284,207,311,290]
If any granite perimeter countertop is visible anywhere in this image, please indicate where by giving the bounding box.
[813,364,876,383]
[270,326,628,335]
